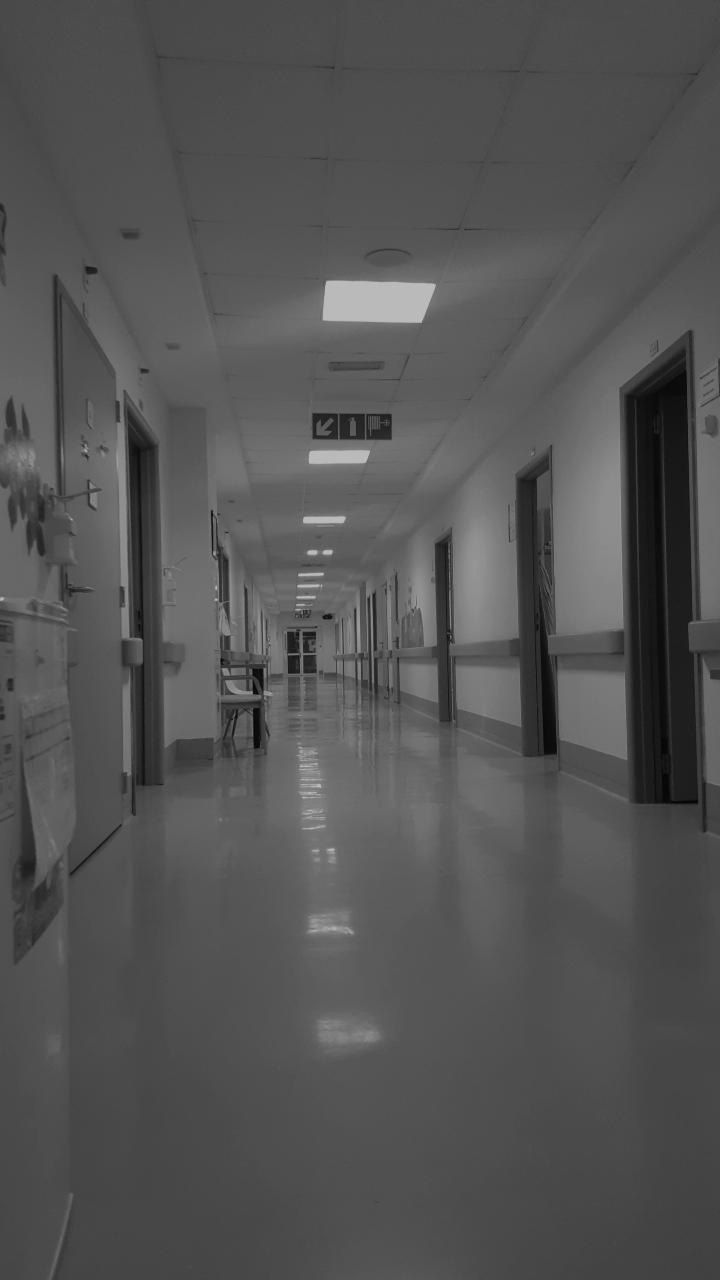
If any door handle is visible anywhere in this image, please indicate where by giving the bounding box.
[67,583,95,596]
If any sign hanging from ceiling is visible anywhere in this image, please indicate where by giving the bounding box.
[311,412,392,441]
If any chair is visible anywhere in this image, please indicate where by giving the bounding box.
[218,670,271,749]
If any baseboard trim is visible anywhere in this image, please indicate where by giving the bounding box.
[175,737,215,762]
[559,739,628,798]
[400,690,439,719]
[164,740,177,772]
[48,1193,73,1280]
[705,780,720,836]
[455,708,522,753]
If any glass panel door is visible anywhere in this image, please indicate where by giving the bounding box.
[302,630,317,675]
[286,629,301,676]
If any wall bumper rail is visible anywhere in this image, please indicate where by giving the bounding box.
[547,630,624,657]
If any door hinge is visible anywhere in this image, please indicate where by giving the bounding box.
[119,585,126,608]
[652,413,662,436]
[115,399,121,424]
[121,771,130,794]
[661,752,671,776]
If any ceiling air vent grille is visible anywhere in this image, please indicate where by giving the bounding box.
[327,360,385,373]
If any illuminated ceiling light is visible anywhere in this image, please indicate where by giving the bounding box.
[323,280,435,324]
[303,516,346,525]
[297,595,316,601]
[309,450,370,465]
[298,571,324,577]
[322,549,333,556]
[306,549,320,556]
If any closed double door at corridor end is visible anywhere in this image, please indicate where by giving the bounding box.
[286,628,317,676]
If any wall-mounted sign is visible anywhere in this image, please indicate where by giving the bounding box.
[699,361,720,407]
[295,608,312,620]
[312,412,392,440]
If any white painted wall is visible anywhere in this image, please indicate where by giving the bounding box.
[0,75,176,769]
[369,212,720,785]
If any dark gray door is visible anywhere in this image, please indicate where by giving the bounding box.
[56,282,123,870]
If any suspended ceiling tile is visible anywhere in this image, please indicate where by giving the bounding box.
[311,322,422,354]
[181,156,329,224]
[325,227,456,281]
[444,278,552,319]
[446,228,582,282]
[395,378,477,402]
[344,0,540,70]
[214,312,322,348]
[227,377,312,399]
[403,350,498,380]
[392,401,468,422]
[466,162,630,229]
[329,160,478,228]
[160,62,332,156]
[147,0,338,64]
[414,315,522,353]
[209,277,324,320]
[221,349,317,378]
[232,399,310,420]
[527,0,720,74]
[312,379,397,403]
[335,70,513,162]
[493,72,693,162]
[195,223,324,276]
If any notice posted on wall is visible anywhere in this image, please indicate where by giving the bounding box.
[0,619,16,824]
[21,688,75,887]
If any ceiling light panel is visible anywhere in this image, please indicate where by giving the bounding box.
[309,450,370,465]
[323,281,435,324]
[298,572,324,577]
[303,516,347,525]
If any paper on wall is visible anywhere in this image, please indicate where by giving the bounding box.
[20,688,75,885]
[0,619,16,824]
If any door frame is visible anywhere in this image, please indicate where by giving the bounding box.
[620,331,704,819]
[516,448,558,757]
[124,395,164,787]
[434,530,455,723]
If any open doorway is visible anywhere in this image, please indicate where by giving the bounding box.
[434,532,455,722]
[125,396,164,791]
[516,452,557,757]
[621,335,701,807]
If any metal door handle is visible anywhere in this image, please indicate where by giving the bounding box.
[67,583,95,596]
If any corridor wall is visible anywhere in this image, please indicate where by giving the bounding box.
[370,210,720,807]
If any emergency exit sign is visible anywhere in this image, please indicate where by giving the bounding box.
[312,412,392,441]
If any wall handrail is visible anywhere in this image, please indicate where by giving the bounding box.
[547,630,624,656]
[450,639,520,659]
[395,646,438,659]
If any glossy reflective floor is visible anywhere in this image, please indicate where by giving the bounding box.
[60,679,720,1278]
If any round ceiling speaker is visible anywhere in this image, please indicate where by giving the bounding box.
[364,247,414,269]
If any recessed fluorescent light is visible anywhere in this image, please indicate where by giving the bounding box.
[309,450,370,466]
[322,549,333,556]
[298,571,324,577]
[323,280,435,324]
[297,596,316,601]
[303,516,346,525]
[306,549,320,556]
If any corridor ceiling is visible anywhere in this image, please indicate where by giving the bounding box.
[3,1,720,611]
